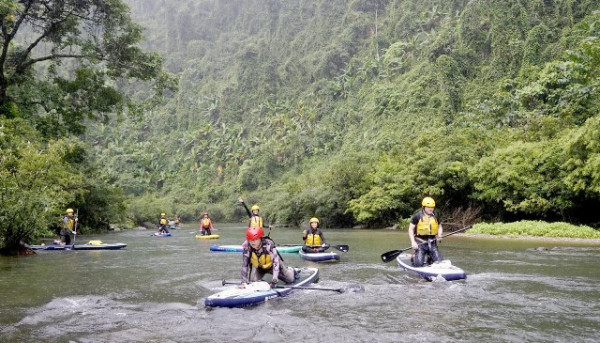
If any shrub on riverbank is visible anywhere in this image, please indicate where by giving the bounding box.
[470,221,600,239]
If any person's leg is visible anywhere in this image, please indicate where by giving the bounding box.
[413,248,426,267]
[278,262,295,284]
[430,243,443,263]
[249,268,265,282]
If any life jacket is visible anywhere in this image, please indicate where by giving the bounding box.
[304,231,322,246]
[250,242,273,269]
[159,218,167,225]
[201,218,211,228]
[63,216,74,230]
[415,212,439,236]
[249,216,263,230]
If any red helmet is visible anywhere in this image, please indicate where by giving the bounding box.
[246,226,263,240]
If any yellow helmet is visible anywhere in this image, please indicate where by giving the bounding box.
[161,212,166,216]
[251,205,260,211]
[421,197,436,208]
[66,208,74,214]
[309,217,320,224]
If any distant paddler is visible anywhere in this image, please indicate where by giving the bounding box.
[60,208,78,245]
[239,198,264,231]
[157,212,170,235]
[199,211,214,236]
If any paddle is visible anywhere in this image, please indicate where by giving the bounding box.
[380,225,472,263]
[311,244,350,253]
[72,208,78,245]
[222,280,345,293]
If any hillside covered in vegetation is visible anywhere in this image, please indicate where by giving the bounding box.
[99,0,599,228]
[2,1,600,253]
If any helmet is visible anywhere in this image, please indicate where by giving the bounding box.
[309,217,320,224]
[250,205,260,211]
[421,197,436,208]
[66,208,74,214]
[161,212,166,216]
[246,226,263,240]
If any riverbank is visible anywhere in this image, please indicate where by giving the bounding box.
[466,220,600,241]
[465,232,600,245]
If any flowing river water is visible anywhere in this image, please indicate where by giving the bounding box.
[1,223,598,342]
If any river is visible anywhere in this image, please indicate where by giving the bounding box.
[1,223,598,342]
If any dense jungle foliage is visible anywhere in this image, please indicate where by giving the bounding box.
[0,0,174,253]
[2,0,600,252]
[111,0,600,228]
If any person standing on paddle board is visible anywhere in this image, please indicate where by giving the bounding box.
[157,213,170,234]
[239,198,264,230]
[302,217,328,253]
[241,226,296,287]
[408,197,444,267]
[199,211,214,235]
[60,208,77,245]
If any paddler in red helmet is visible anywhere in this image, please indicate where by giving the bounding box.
[241,226,297,287]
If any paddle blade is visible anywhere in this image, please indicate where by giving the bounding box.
[380,249,404,263]
[333,245,349,253]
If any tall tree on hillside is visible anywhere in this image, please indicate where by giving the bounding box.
[0,0,174,135]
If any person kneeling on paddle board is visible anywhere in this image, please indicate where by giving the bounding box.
[239,198,264,231]
[199,211,213,235]
[408,197,444,267]
[302,217,328,253]
[241,226,296,287]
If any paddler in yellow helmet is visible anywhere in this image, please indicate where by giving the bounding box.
[302,217,328,253]
[199,211,214,236]
[408,197,444,267]
[241,226,297,287]
[60,208,78,245]
[238,197,264,230]
[157,212,170,235]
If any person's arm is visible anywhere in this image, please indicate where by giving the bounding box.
[437,222,443,242]
[302,229,308,241]
[73,216,78,235]
[239,198,251,218]
[241,242,250,284]
[408,223,418,249]
[319,231,326,245]
[269,243,280,283]
[209,219,214,230]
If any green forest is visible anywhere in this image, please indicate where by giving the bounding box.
[2,0,600,253]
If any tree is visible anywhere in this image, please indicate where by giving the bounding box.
[0,0,174,133]
[0,118,86,253]
[0,0,175,254]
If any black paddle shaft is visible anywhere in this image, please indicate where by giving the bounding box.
[380,225,472,263]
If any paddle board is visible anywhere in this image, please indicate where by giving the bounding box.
[205,267,319,308]
[396,255,466,281]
